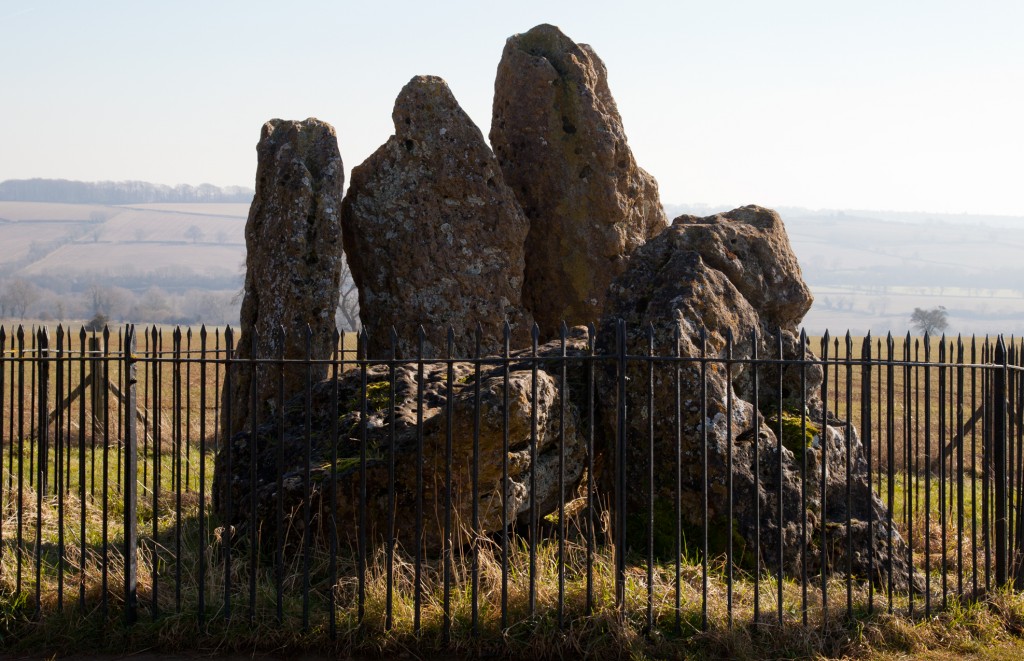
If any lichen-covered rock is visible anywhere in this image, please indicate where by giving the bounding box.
[490,24,667,337]
[217,331,589,552]
[670,206,812,329]
[225,118,345,443]
[597,208,922,591]
[342,75,533,359]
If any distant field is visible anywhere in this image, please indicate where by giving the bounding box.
[0,201,246,275]
[120,202,251,216]
[20,242,244,279]
[0,201,114,221]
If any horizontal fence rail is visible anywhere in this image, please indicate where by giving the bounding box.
[1,323,1023,639]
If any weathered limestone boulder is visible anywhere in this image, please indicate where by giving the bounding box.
[490,24,667,337]
[217,331,588,552]
[597,206,922,591]
[342,75,533,359]
[225,118,345,442]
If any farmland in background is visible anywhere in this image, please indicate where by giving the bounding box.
[1,197,1022,334]
[667,204,1024,336]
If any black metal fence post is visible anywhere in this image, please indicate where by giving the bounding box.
[995,336,1008,586]
[123,325,139,624]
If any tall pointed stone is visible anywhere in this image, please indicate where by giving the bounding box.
[490,24,667,337]
[342,75,533,359]
[227,118,345,441]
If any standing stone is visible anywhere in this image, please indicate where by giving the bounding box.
[490,24,667,337]
[226,118,345,441]
[597,206,921,591]
[342,75,533,359]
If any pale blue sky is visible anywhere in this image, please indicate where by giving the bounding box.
[2,0,1022,214]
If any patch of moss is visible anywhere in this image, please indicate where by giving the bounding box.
[344,380,391,414]
[766,410,819,464]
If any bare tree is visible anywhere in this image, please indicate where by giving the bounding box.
[910,306,948,335]
[185,225,204,243]
[3,278,37,318]
[336,256,360,331]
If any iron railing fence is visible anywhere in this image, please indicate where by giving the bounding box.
[1,323,1023,638]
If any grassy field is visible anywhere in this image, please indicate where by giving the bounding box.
[2,329,1024,657]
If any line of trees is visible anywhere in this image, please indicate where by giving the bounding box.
[0,178,254,204]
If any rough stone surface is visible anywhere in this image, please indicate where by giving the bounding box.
[596,206,922,591]
[225,118,345,444]
[217,331,589,552]
[490,24,667,338]
[342,75,532,359]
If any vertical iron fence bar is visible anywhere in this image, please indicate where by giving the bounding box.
[175,328,185,614]
[701,327,709,631]
[330,329,340,640]
[101,327,111,619]
[275,326,285,624]
[141,331,149,491]
[151,327,161,619]
[957,337,965,597]
[16,326,24,596]
[35,328,49,617]
[819,333,827,626]
[530,324,540,617]
[995,337,1008,586]
[646,324,655,633]
[1016,344,1024,588]
[587,323,596,617]
[414,326,425,634]
[844,333,853,619]
[903,333,913,617]
[674,325,682,631]
[185,329,192,495]
[55,326,65,612]
[971,336,978,594]
[820,332,830,623]
[939,338,948,608]
[386,327,398,631]
[359,328,370,625]
[559,323,568,630]
[29,328,36,492]
[751,328,760,628]
[124,325,138,625]
[247,329,258,622]
[302,325,313,630]
[472,324,482,635]
[800,329,809,624]
[223,326,234,622]
[1001,341,1011,576]
[886,333,895,612]
[984,339,991,593]
[924,334,932,617]
[877,338,883,505]
[776,329,785,626]
[727,329,735,628]
[7,328,15,495]
[862,335,873,614]
[616,319,627,613]
[443,328,454,643]
[501,322,510,630]
[198,326,208,629]
[77,327,86,608]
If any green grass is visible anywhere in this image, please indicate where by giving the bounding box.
[5,466,1024,659]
